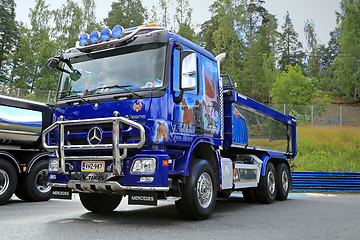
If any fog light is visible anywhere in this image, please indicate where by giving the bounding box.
[130,158,156,174]
[49,158,59,172]
[140,176,154,182]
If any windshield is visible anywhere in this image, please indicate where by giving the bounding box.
[58,43,167,99]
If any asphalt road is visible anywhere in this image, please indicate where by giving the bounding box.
[1,193,360,240]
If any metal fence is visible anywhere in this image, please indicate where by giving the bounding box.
[0,84,56,104]
[1,84,359,127]
[292,171,360,192]
[271,104,360,127]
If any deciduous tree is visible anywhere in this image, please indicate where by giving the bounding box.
[105,0,147,29]
[0,0,18,83]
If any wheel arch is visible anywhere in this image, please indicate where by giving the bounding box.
[266,157,292,190]
[184,139,220,187]
[27,152,50,173]
[0,151,21,173]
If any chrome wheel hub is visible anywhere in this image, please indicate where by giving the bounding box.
[0,169,10,195]
[267,171,276,195]
[282,171,289,192]
[196,172,213,208]
[36,169,51,193]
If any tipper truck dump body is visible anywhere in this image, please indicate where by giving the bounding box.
[43,25,297,219]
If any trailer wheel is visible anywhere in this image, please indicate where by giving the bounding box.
[175,159,216,220]
[79,193,122,213]
[276,163,290,201]
[15,160,51,202]
[0,159,18,205]
[241,188,257,203]
[255,162,277,204]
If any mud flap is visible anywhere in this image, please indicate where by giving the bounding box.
[51,187,72,200]
[128,191,157,206]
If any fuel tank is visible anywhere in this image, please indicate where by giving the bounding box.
[0,95,52,148]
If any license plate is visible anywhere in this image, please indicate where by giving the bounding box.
[81,161,105,172]
[128,191,158,206]
[51,187,72,200]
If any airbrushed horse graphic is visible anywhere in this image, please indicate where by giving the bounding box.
[181,99,194,130]
[155,121,169,143]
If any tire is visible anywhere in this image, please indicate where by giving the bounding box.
[276,163,290,201]
[217,189,232,198]
[79,193,122,213]
[15,160,51,202]
[175,159,217,220]
[255,162,277,204]
[0,159,18,205]
[241,188,257,203]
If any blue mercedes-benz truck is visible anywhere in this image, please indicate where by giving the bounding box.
[43,24,297,220]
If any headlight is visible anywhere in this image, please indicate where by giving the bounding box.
[130,158,156,174]
[49,158,59,172]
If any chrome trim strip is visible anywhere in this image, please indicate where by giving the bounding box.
[0,129,40,136]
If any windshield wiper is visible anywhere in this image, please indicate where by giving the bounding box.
[63,94,89,105]
[92,84,143,98]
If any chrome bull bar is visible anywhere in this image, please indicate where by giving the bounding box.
[42,116,145,176]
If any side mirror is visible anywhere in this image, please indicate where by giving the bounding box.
[45,57,61,69]
[180,51,197,91]
[45,57,82,81]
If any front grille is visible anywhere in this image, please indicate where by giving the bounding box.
[63,122,145,147]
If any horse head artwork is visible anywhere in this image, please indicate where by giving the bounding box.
[181,99,194,130]
[155,121,169,143]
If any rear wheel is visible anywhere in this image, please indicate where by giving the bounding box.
[15,160,51,202]
[0,159,18,205]
[255,162,277,204]
[79,193,122,213]
[276,163,290,201]
[175,159,217,220]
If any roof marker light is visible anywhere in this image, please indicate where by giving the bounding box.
[112,25,124,38]
[89,31,100,44]
[79,33,89,46]
[100,28,111,41]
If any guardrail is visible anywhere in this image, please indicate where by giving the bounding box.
[292,171,360,192]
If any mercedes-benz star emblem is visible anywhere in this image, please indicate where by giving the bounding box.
[87,126,102,145]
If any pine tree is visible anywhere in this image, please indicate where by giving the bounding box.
[105,0,147,29]
[0,0,18,83]
[210,0,247,92]
[277,12,305,71]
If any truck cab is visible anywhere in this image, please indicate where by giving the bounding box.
[44,25,297,219]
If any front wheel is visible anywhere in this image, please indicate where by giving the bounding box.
[255,162,277,204]
[175,159,217,220]
[79,193,122,213]
[15,160,51,202]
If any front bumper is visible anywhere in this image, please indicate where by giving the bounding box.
[51,181,169,194]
